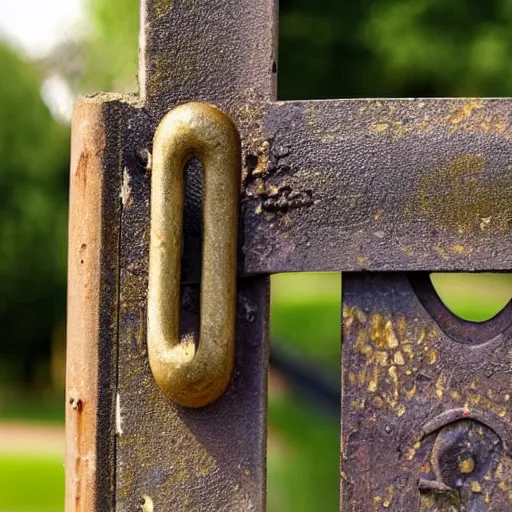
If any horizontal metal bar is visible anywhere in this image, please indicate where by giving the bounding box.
[236,97,512,276]
[124,97,512,280]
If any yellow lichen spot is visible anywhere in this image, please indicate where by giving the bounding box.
[499,481,509,492]
[401,246,414,257]
[267,185,279,197]
[484,493,491,504]
[480,216,492,231]
[372,351,389,367]
[459,457,475,474]
[393,351,405,366]
[385,321,399,349]
[372,123,389,134]
[471,381,479,390]
[427,349,438,365]
[374,396,384,408]
[396,315,407,338]
[505,394,510,402]
[415,153,510,236]
[402,341,415,361]
[355,330,373,356]
[255,204,263,215]
[396,405,406,417]
[451,391,461,400]
[383,500,390,508]
[254,179,266,196]
[451,244,468,254]
[368,367,381,393]
[374,496,382,504]
[448,100,483,125]
[435,373,446,399]
[350,399,365,410]
[154,0,174,18]
[369,314,399,349]
[389,366,399,389]
[375,209,383,221]
[387,365,401,409]
[357,256,369,266]
[252,141,270,176]
[407,441,421,461]
[405,383,417,400]
[471,481,482,493]
[417,329,426,345]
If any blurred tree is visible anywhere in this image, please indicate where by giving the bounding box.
[0,43,68,387]
[81,0,139,92]
[279,0,512,99]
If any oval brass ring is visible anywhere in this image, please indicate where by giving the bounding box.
[147,102,241,408]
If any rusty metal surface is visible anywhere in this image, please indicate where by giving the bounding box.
[140,0,278,117]
[341,273,512,511]
[66,95,130,512]
[116,277,269,511]
[238,98,512,277]
[111,1,277,510]
[68,1,512,511]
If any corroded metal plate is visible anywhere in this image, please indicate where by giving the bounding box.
[342,273,512,510]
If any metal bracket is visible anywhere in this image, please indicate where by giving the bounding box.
[147,102,241,407]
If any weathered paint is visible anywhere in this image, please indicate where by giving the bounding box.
[341,273,512,510]
[66,95,133,511]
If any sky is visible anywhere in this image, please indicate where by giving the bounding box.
[0,0,84,121]
[0,0,83,58]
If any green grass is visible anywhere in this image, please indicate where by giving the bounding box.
[267,394,339,512]
[0,455,64,512]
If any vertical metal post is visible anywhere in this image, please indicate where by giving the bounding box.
[66,98,133,511]
[114,1,278,510]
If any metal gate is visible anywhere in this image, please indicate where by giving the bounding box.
[66,1,512,510]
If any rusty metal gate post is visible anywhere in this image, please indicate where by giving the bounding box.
[67,1,512,511]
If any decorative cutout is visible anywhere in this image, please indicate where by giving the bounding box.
[430,273,512,323]
[409,273,512,345]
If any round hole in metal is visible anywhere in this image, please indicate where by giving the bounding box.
[408,273,512,345]
[430,273,512,323]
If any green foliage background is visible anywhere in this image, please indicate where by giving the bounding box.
[0,45,68,385]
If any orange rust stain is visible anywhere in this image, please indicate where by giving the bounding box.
[75,151,89,186]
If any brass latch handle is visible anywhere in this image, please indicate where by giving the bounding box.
[147,102,241,408]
